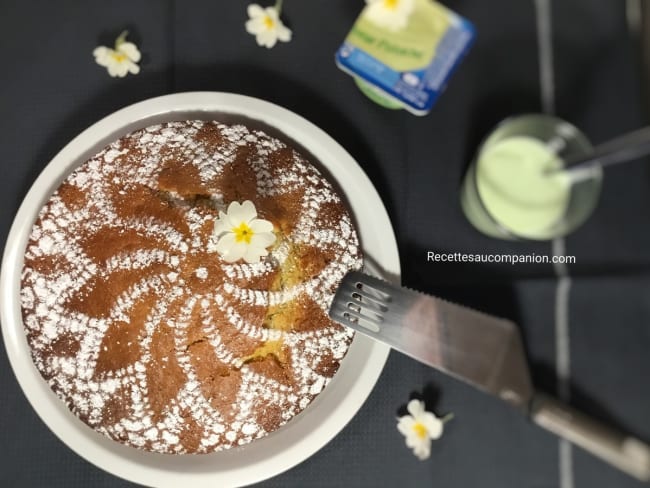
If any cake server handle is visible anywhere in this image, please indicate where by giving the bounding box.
[531,394,650,482]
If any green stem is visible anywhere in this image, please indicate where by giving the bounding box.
[441,413,454,424]
[115,30,129,49]
[275,0,284,15]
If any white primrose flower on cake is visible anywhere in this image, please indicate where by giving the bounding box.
[397,399,450,460]
[245,2,292,48]
[213,201,276,264]
[364,0,416,31]
[93,31,141,77]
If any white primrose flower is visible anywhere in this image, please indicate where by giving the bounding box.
[93,31,141,78]
[397,399,449,460]
[213,201,276,264]
[364,0,416,31]
[245,3,292,48]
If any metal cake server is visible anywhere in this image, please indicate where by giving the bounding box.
[329,270,650,482]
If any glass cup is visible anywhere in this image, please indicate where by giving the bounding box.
[460,114,603,240]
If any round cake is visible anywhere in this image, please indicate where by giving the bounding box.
[20,120,362,454]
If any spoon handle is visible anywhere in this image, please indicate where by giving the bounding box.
[563,126,650,173]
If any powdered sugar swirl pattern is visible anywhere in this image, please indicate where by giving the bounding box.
[21,121,361,454]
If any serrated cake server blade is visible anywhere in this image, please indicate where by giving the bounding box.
[328,270,650,482]
[329,270,533,407]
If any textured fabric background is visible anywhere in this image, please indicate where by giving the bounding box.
[0,1,648,487]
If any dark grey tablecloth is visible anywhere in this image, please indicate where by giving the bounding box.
[1,1,649,487]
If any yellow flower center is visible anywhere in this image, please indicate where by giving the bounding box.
[111,52,127,63]
[233,222,254,244]
[412,422,428,439]
[263,15,275,29]
[383,0,399,10]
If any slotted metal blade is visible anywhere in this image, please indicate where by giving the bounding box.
[330,271,534,409]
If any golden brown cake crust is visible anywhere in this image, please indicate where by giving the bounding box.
[20,120,361,453]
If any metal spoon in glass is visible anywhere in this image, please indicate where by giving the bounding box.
[547,126,650,182]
